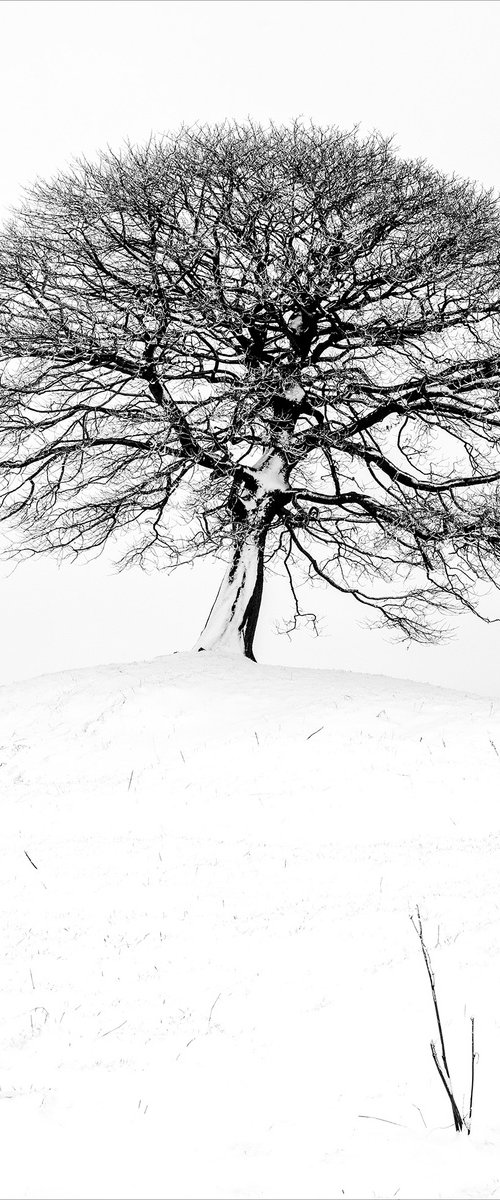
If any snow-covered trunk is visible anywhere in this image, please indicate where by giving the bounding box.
[195,452,288,661]
[194,526,266,661]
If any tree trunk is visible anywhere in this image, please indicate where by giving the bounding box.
[194,528,266,661]
[194,451,289,660]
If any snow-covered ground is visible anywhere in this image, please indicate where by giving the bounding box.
[1,650,500,1199]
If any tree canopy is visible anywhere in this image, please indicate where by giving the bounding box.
[1,121,500,658]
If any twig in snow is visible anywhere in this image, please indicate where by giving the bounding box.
[208,993,221,1025]
[489,738,499,758]
[24,850,38,870]
[127,768,134,790]
[176,1036,196,1060]
[98,1019,127,1038]
[411,908,451,1076]
[412,1103,427,1128]
[254,730,259,745]
[306,725,324,740]
[430,1041,464,1132]
[358,1114,407,1127]
[469,1017,476,1127]
[29,1006,49,1033]
[411,907,475,1134]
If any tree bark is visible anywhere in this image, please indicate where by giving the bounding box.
[194,527,266,661]
[194,452,289,660]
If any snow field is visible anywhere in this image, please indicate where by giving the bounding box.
[1,652,500,1198]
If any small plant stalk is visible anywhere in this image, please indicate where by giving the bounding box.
[411,907,475,1134]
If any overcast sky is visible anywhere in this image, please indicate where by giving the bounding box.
[1,0,500,694]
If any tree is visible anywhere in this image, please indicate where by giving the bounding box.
[1,121,500,660]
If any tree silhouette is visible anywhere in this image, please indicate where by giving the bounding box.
[1,122,500,659]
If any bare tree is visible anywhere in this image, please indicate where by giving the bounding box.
[1,122,500,659]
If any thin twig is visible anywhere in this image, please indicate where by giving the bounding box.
[412,1103,427,1128]
[98,1019,127,1038]
[430,1042,463,1132]
[208,993,221,1025]
[358,1114,407,1128]
[411,906,469,1134]
[468,1016,476,1131]
[411,907,451,1077]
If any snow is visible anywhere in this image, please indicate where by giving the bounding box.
[1,650,500,1199]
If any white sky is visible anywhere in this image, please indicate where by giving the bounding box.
[1,0,500,694]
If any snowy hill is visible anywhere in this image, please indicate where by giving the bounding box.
[1,651,500,1200]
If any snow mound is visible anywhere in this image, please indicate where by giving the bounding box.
[1,652,500,1199]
